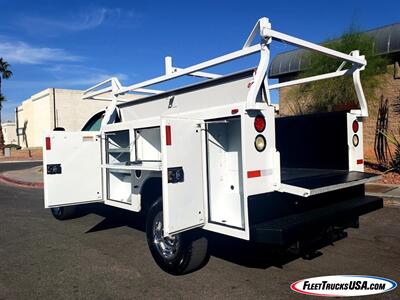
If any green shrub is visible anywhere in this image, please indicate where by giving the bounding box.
[4,143,21,150]
[288,28,388,113]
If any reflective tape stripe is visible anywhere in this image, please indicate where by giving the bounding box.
[45,137,51,150]
[166,125,171,146]
[247,170,261,178]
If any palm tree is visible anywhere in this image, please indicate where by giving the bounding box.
[0,58,13,153]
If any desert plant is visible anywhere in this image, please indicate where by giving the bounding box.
[380,131,400,173]
[382,91,400,172]
[4,144,21,150]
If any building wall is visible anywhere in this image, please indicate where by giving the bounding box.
[1,122,17,145]
[52,89,109,131]
[16,88,110,149]
[277,62,400,162]
[16,89,52,149]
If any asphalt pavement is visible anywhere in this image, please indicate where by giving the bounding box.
[0,162,399,299]
[0,161,42,172]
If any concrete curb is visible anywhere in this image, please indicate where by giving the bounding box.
[0,160,43,164]
[383,198,400,207]
[366,192,400,199]
[366,193,400,208]
[0,173,44,189]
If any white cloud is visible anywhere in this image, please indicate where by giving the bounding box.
[43,64,130,85]
[24,8,109,31]
[0,40,81,64]
[4,64,129,90]
[18,7,141,34]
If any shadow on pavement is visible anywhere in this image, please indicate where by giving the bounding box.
[78,203,342,270]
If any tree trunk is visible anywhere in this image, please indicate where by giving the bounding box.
[0,77,4,154]
[0,123,4,155]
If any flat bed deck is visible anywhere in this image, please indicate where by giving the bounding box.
[280,168,380,197]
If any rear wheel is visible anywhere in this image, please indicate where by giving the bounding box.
[50,206,78,220]
[146,199,209,275]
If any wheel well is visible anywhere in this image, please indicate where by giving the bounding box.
[140,177,162,214]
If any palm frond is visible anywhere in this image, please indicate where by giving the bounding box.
[0,58,13,79]
[0,93,5,109]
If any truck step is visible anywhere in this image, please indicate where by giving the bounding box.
[251,195,383,245]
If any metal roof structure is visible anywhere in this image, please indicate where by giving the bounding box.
[269,23,400,78]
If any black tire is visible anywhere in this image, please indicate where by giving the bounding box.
[146,198,209,275]
[50,206,78,220]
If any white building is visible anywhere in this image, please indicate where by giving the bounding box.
[15,88,110,149]
[1,122,17,145]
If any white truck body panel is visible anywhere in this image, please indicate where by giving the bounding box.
[119,75,252,122]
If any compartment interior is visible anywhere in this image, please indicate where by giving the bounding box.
[105,130,132,203]
[107,169,132,203]
[135,127,161,161]
[206,117,244,228]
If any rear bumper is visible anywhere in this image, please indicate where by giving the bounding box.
[251,195,383,245]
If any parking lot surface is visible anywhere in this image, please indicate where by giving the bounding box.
[0,164,399,299]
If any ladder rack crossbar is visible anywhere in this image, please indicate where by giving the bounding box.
[83,16,370,130]
[115,44,262,96]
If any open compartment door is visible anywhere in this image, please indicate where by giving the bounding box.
[161,118,206,236]
[44,131,103,208]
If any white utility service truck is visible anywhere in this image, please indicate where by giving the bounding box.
[44,17,383,275]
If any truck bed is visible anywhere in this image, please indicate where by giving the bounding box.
[280,168,380,197]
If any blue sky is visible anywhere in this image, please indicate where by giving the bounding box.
[0,0,399,121]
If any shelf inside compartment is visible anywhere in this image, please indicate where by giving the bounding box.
[107,148,130,153]
[105,130,130,164]
[102,161,162,171]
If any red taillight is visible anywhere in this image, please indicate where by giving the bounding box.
[352,120,359,133]
[357,159,364,165]
[45,137,51,150]
[254,115,266,132]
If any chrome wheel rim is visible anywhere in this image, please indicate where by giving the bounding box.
[153,211,179,260]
